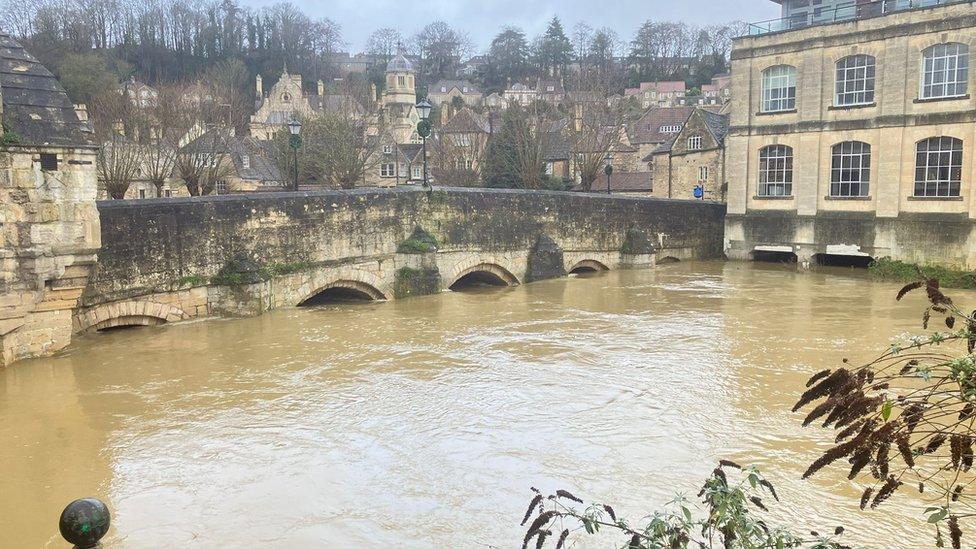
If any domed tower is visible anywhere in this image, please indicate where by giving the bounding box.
[383,52,417,107]
[382,52,420,143]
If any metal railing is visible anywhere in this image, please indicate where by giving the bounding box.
[747,0,970,36]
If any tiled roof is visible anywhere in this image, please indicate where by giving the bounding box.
[0,33,95,147]
[541,132,570,161]
[628,106,695,145]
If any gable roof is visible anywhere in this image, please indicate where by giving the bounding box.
[182,127,281,182]
[0,32,95,148]
[431,80,480,95]
[650,109,730,156]
[628,106,695,145]
[440,108,491,134]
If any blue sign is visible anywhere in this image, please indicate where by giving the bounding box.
[693,186,704,199]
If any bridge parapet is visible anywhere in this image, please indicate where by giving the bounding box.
[77,187,726,336]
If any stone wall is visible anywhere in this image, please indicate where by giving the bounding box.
[77,187,725,332]
[0,146,100,366]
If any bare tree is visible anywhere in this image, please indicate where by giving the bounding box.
[90,91,143,199]
[174,128,234,196]
[365,27,403,63]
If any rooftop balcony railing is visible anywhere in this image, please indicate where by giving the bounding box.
[747,0,970,36]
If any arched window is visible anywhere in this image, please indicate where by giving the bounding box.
[835,55,876,106]
[921,43,969,99]
[830,142,871,197]
[915,137,964,197]
[761,65,796,113]
[758,145,793,197]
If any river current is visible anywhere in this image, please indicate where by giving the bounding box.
[0,261,947,547]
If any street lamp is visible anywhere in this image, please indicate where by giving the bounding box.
[416,98,433,190]
[604,152,614,195]
[288,118,302,191]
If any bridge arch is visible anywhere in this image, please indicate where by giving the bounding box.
[568,259,610,274]
[449,261,520,290]
[77,301,189,333]
[298,279,388,305]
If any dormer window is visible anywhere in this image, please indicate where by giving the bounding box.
[547,86,555,92]
[441,87,447,93]
[660,125,682,133]
[462,87,469,93]
[383,145,394,154]
[242,155,250,169]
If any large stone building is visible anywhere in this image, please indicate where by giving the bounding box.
[249,67,365,140]
[726,0,976,266]
[0,33,100,366]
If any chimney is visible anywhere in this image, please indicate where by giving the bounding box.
[317,79,325,97]
[440,103,449,125]
[573,103,583,133]
[370,83,378,102]
[256,74,263,97]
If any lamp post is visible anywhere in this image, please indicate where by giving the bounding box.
[604,152,614,195]
[415,98,433,190]
[288,118,302,191]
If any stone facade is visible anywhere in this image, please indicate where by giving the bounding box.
[76,188,726,340]
[649,109,728,201]
[0,33,100,366]
[726,2,976,266]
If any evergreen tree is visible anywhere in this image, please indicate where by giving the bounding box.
[533,17,573,76]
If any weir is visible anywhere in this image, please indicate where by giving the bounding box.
[72,188,725,341]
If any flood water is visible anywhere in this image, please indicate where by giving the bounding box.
[0,261,949,548]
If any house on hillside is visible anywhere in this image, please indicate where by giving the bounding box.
[627,106,696,170]
[427,80,482,108]
[625,81,687,108]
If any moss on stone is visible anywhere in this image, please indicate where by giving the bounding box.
[621,228,656,255]
[398,226,439,254]
[394,266,440,299]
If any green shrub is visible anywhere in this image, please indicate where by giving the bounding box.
[869,257,976,289]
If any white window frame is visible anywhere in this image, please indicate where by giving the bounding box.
[545,162,554,175]
[698,166,708,181]
[921,43,969,100]
[215,180,228,194]
[660,125,682,133]
[688,136,703,150]
[835,55,876,106]
[383,145,394,154]
[241,155,250,170]
[381,163,396,177]
[761,65,797,113]
[412,165,422,179]
[914,137,964,197]
[758,145,793,197]
[830,141,871,197]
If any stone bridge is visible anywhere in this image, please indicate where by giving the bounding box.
[73,187,725,337]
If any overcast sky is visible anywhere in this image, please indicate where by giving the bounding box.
[243,0,780,52]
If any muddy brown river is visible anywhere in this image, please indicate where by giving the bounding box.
[0,261,947,547]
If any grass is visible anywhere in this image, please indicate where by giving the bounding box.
[869,257,976,289]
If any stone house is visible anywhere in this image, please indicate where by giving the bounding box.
[0,32,100,365]
[427,79,482,108]
[366,134,425,188]
[648,108,728,201]
[627,106,697,171]
[701,73,732,105]
[431,107,493,185]
[727,0,976,266]
[181,127,283,193]
[536,79,566,104]
[503,82,537,106]
[625,81,687,108]
[119,77,158,108]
